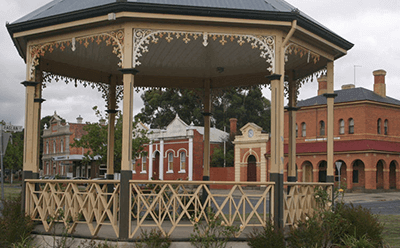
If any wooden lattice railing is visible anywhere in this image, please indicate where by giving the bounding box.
[25,179,120,237]
[283,182,333,227]
[129,180,275,238]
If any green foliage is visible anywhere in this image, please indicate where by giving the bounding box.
[287,187,385,248]
[246,222,285,248]
[0,194,34,247]
[210,139,234,167]
[3,130,24,180]
[340,233,375,248]
[136,87,271,133]
[135,229,171,248]
[334,203,384,247]
[71,107,149,172]
[190,207,239,248]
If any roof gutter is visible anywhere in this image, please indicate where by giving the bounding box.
[282,20,297,47]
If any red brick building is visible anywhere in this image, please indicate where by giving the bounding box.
[41,113,101,178]
[133,115,229,181]
[235,70,400,191]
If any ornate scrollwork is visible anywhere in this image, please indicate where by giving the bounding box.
[29,30,124,81]
[284,43,320,64]
[133,29,275,72]
[42,72,124,109]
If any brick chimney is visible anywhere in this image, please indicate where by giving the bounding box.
[317,76,327,95]
[341,84,355,90]
[229,118,237,138]
[373,69,386,97]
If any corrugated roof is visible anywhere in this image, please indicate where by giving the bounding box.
[297,87,400,107]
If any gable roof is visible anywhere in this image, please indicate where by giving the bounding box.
[7,0,353,51]
[297,87,400,108]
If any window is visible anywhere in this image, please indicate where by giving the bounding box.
[142,156,147,172]
[348,118,354,134]
[384,119,388,135]
[180,151,186,171]
[301,122,306,137]
[319,121,325,136]
[339,119,345,134]
[168,152,174,171]
[377,119,381,134]
[295,124,298,138]
[60,139,64,153]
[53,140,56,153]
[353,170,359,183]
[46,142,49,154]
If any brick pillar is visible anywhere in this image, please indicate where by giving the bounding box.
[346,168,353,190]
[365,168,376,190]
[383,168,390,190]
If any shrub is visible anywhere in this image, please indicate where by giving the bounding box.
[334,203,384,247]
[190,207,239,248]
[135,229,171,248]
[0,194,34,247]
[247,222,285,248]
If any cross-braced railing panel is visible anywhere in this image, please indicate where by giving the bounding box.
[25,179,120,237]
[283,182,333,227]
[129,180,274,239]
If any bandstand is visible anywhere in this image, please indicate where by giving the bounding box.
[7,0,353,240]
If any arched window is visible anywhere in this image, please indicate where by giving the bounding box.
[168,152,174,171]
[319,121,325,136]
[46,141,49,154]
[377,119,381,134]
[384,119,388,135]
[301,122,306,137]
[339,119,345,134]
[180,151,186,171]
[142,156,147,172]
[53,140,56,153]
[61,139,64,153]
[349,118,354,134]
[295,124,298,138]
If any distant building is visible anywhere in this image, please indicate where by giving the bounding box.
[41,112,101,178]
[133,114,229,181]
[235,70,400,191]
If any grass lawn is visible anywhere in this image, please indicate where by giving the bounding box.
[379,215,400,248]
[1,183,22,199]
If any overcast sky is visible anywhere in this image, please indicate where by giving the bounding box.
[1,0,399,127]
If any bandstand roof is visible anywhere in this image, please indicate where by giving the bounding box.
[7,0,353,90]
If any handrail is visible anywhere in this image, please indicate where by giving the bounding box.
[129,180,275,185]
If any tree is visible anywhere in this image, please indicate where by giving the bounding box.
[71,108,149,172]
[3,131,24,183]
[136,86,271,133]
[136,89,203,129]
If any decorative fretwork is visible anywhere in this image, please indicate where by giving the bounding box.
[42,72,123,109]
[284,42,320,64]
[29,30,124,80]
[284,67,327,104]
[133,29,275,72]
[283,182,333,227]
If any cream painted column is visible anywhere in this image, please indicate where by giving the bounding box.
[159,139,164,180]
[33,69,45,178]
[268,33,285,228]
[324,61,336,183]
[234,145,241,182]
[202,79,211,181]
[148,141,153,180]
[260,144,267,182]
[106,76,117,179]
[287,77,298,182]
[119,26,136,240]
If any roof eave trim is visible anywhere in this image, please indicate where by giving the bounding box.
[7,2,353,51]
